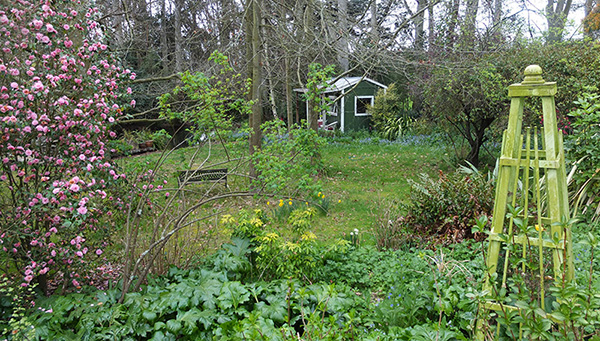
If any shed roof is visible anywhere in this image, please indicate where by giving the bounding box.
[293,77,387,94]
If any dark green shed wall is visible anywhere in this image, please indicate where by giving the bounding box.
[342,81,380,131]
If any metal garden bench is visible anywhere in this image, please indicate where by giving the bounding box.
[177,168,228,188]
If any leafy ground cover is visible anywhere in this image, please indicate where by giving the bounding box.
[5,133,600,340]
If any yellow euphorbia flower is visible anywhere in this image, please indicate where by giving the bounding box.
[301,231,317,242]
[250,217,263,228]
[220,214,235,225]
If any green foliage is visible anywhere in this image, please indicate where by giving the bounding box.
[379,115,416,141]
[251,120,326,198]
[424,60,508,166]
[220,208,336,282]
[565,88,600,222]
[108,138,134,156]
[401,167,494,244]
[303,63,336,115]
[158,51,250,144]
[28,257,365,340]
[151,129,173,150]
[0,277,36,339]
[480,211,600,339]
[369,83,414,140]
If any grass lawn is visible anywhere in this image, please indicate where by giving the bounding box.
[113,135,452,257]
[319,138,451,241]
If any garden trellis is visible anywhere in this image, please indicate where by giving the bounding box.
[475,65,574,339]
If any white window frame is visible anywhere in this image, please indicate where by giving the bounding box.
[354,95,374,116]
[327,100,339,117]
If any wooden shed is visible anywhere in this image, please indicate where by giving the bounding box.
[294,77,387,132]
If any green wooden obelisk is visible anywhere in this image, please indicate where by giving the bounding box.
[475,65,573,339]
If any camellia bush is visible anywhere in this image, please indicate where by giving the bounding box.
[0,0,133,293]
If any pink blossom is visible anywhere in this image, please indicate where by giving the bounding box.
[95,249,103,255]
[77,206,87,215]
[31,19,44,29]
[32,81,44,92]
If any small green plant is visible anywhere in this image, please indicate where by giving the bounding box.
[151,129,173,150]
[107,138,134,156]
[380,115,416,140]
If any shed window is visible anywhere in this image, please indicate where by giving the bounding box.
[355,96,374,116]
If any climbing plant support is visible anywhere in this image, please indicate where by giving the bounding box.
[475,65,573,339]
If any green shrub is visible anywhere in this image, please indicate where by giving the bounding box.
[251,120,325,198]
[369,83,413,135]
[401,166,494,244]
[565,88,600,222]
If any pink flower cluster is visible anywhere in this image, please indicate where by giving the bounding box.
[0,0,134,289]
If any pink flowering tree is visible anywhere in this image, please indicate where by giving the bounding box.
[0,0,133,293]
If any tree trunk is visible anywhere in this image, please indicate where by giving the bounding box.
[160,0,169,72]
[493,0,502,27]
[545,0,573,44]
[428,0,435,49]
[446,0,460,47]
[370,0,378,42]
[285,56,294,130]
[338,0,349,71]
[262,20,278,120]
[414,0,426,49]
[462,0,479,46]
[248,0,262,180]
[583,0,596,40]
[307,100,318,131]
[174,0,184,72]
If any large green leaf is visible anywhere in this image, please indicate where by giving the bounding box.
[177,307,214,333]
[218,281,250,311]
